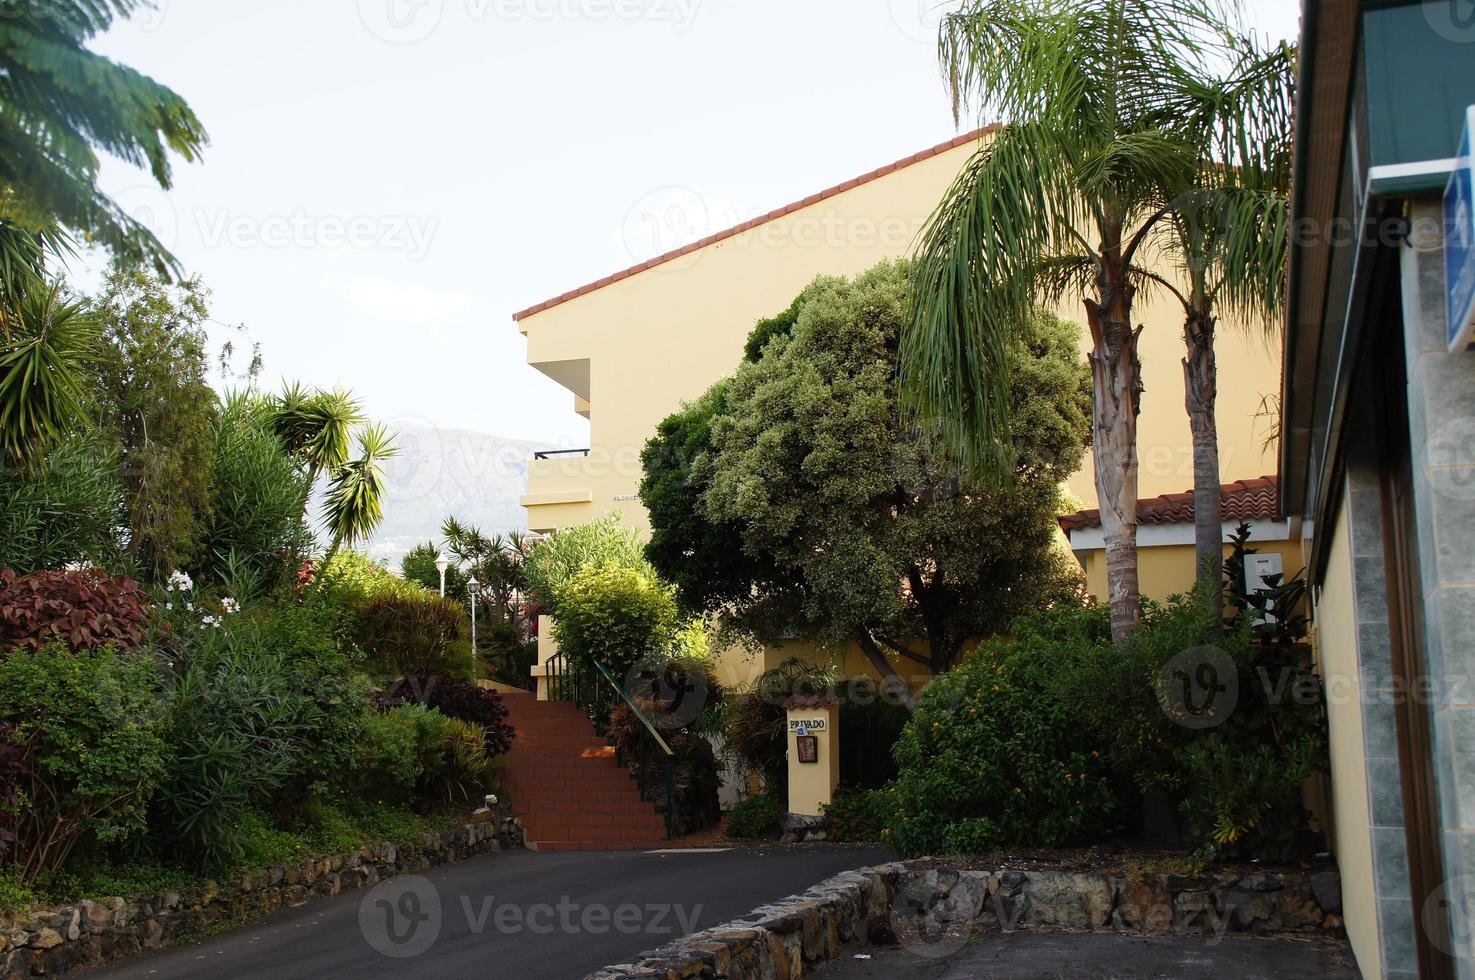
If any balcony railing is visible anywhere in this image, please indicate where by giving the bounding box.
[532,448,591,460]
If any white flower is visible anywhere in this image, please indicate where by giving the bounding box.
[168,570,193,593]
[220,597,240,615]
[165,603,173,611]
[201,614,220,628]
[185,602,194,613]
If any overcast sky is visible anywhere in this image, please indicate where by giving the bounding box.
[83,0,1302,454]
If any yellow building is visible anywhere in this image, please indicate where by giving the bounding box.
[513,128,1285,690]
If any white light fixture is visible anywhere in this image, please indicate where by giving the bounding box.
[435,553,450,596]
[466,577,479,659]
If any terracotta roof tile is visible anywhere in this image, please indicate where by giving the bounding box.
[1059,476,1281,534]
[511,127,999,321]
[783,694,839,710]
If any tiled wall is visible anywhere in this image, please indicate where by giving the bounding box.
[1401,199,1475,980]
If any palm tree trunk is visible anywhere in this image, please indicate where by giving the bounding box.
[1084,267,1143,645]
[1183,307,1222,619]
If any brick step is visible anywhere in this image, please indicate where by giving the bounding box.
[501,695,670,851]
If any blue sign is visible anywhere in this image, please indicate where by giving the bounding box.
[1444,105,1475,352]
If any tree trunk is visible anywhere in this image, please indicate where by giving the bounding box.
[1083,265,1144,646]
[857,634,917,712]
[1183,306,1222,619]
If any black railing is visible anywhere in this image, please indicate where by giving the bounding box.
[545,651,675,839]
[533,448,591,460]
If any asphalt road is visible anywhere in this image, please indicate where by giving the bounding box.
[82,844,893,980]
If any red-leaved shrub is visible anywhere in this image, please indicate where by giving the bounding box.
[0,568,152,654]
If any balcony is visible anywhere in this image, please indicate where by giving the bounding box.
[520,445,647,533]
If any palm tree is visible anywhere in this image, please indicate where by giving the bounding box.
[321,423,397,555]
[0,1,207,275]
[901,0,1215,643]
[1147,36,1296,609]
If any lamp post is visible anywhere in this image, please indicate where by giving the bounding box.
[435,553,450,596]
[466,577,479,661]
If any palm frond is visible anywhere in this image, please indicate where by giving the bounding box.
[321,423,397,551]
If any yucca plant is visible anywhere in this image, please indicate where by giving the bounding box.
[0,279,98,472]
[321,422,397,556]
[267,382,364,480]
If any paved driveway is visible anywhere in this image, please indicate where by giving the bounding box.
[82,844,892,980]
[817,931,1360,979]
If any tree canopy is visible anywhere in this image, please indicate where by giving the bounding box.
[643,261,1091,703]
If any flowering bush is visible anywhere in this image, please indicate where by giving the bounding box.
[724,794,783,839]
[822,787,888,844]
[0,567,152,653]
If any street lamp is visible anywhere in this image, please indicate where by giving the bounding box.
[435,553,450,596]
[466,577,479,660]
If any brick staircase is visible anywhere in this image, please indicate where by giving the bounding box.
[497,692,670,852]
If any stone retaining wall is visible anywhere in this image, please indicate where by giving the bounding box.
[0,816,524,980]
[588,861,1344,980]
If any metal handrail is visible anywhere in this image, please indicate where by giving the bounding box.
[532,448,591,459]
[543,652,677,839]
[592,660,674,756]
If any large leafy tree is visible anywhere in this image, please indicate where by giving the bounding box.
[0,0,207,274]
[90,267,218,578]
[673,261,1090,707]
[901,0,1216,644]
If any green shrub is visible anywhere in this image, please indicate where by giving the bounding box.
[153,639,313,869]
[0,435,125,575]
[1048,560,1327,860]
[884,630,1118,857]
[523,513,649,613]
[724,794,783,840]
[822,787,888,844]
[351,710,420,807]
[0,645,166,882]
[195,394,312,597]
[355,592,474,679]
[550,562,677,676]
[350,706,496,809]
[379,671,514,757]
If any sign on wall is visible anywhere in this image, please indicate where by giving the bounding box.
[1443,105,1475,352]
[788,717,828,733]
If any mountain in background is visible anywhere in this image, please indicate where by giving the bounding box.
[314,422,545,569]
